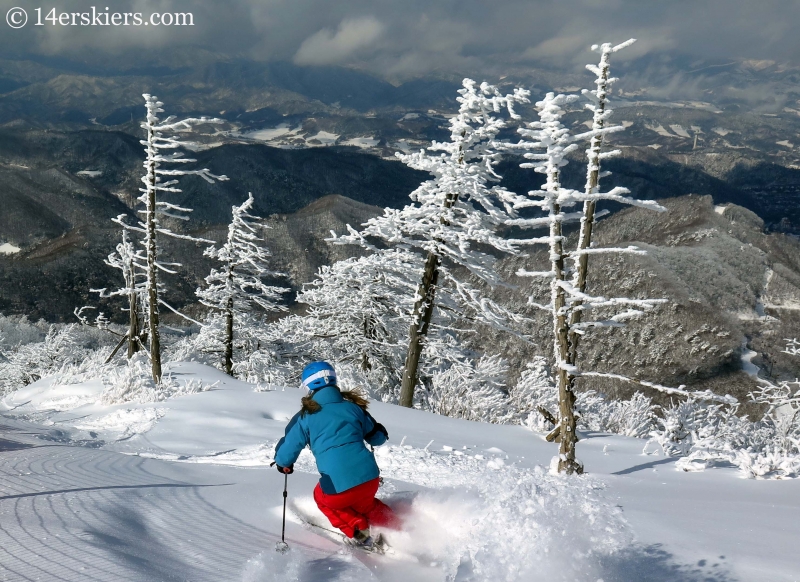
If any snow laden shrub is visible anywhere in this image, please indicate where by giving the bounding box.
[426,355,510,423]
[734,445,800,479]
[326,361,371,393]
[650,372,800,479]
[731,378,800,478]
[509,360,656,438]
[579,391,657,439]
[0,314,49,349]
[166,312,283,386]
[0,324,110,395]
[663,339,800,479]
[234,348,297,391]
[649,398,737,458]
[167,315,226,366]
[99,353,215,405]
[508,357,557,430]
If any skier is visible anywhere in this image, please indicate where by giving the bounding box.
[273,361,398,550]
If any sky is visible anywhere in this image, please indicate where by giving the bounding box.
[1,0,799,81]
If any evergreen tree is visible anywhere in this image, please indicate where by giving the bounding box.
[333,79,529,407]
[197,193,289,376]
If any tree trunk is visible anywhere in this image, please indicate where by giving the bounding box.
[559,54,616,457]
[549,188,581,474]
[127,283,140,359]
[399,251,440,407]
[361,313,378,372]
[224,296,234,376]
[568,50,612,364]
[145,125,162,382]
[222,260,236,376]
[105,334,129,364]
[399,140,464,408]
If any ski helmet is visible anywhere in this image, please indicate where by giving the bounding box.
[301,361,337,391]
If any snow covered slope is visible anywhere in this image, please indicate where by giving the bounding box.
[2,363,799,581]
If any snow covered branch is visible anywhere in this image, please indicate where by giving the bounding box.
[578,371,737,404]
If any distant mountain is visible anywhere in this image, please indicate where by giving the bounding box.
[0,131,422,320]
[2,117,800,324]
[480,194,800,404]
[0,193,380,321]
[1,51,798,232]
[1,49,800,332]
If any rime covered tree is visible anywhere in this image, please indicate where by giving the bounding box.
[508,44,671,472]
[196,193,289,376]
[332,79,529,407]
[291,250,418,381]
[568,39,638,362]
[115,94,228,381]
[89,229,148,360]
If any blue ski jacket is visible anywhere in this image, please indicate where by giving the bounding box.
[273,386,388,494]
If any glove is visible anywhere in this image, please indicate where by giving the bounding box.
[275,463,293,474]
[365,421,388,441]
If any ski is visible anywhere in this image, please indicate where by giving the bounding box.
[288,501,388,555]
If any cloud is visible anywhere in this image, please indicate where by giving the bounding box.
[2,0,800,88]
[522,35,589,61]
[294,16,383,66]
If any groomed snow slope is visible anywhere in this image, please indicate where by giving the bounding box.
[2,363,799,581]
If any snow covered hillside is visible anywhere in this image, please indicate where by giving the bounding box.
[2,363,799,581]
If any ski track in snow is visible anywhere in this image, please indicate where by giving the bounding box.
[132,440,632,580]
[1,362,797,581]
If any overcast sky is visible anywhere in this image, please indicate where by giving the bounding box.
[2,0,799,80]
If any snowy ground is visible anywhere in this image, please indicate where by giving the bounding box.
[1,363,799,581]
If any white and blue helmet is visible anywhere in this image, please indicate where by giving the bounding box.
[301,361,337,391]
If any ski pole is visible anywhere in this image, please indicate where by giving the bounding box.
[271,462,290,553]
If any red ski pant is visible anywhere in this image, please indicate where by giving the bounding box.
[313,478,398,538]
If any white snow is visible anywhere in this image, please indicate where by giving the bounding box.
[0,242,20,254]
[615,100,722,113]
[342,136,379,148]
[776,140,794,149]
[1,361,799,581]
[646,144,662,149]
[714,204,727,215]
[73,407,165,438]
[741,341,761,377]
[644,123,675,138]
[244,123,300,141]
[669,124,691,138]
[393,140,412,153]
[245,125,341,148]
[76,169,102,177]
[712,127,732,136]
[306,130,339,146]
